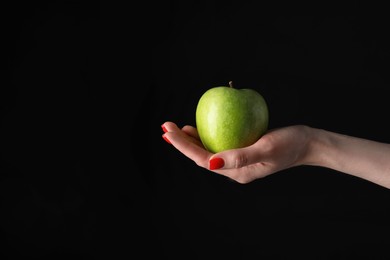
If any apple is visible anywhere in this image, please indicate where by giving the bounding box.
[196,81,269,153]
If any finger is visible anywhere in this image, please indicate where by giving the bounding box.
[161,121,180,133]
[181,125,200,140]
[162,122,204,147]
[163,131,213,168]
[209,139,271,170]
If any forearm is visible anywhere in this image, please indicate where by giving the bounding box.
[303,127,390,189]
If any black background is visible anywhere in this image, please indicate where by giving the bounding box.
[3,1,390,259]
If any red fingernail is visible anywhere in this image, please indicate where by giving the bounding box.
[161,124,168,133]
[162,134,171,144]
[209,157,224,170]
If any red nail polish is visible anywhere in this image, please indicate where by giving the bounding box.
[209,157,224,170]
[162,134,171,144]
[161,124,168,133]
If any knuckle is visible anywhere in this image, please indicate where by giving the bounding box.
[234,153,248,169]
[259,135,275,154]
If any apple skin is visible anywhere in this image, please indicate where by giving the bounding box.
[196,85,269,153]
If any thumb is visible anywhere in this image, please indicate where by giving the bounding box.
[209,144,264,170]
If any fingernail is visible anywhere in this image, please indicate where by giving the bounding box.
[162,134,171,144]
[161,124,168,133]
[209,157,224,170]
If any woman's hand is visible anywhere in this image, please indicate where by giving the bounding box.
[161,121,312,183]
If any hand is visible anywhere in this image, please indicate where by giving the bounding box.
[161,121,312,183]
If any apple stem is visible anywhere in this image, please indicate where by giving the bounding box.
[229,81,233,88]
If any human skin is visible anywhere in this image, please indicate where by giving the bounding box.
[161,121,390,189]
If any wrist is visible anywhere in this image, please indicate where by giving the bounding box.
[299,126,331,167]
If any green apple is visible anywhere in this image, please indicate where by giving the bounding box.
[196,81,269,153]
